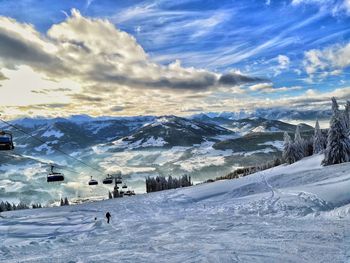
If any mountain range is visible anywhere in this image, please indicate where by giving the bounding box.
[0,113,318,204]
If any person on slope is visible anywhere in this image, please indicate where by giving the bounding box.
[105,212,111,224]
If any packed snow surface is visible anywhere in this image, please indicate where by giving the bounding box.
[1,154,350,262]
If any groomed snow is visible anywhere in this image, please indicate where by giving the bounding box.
[1,154,350,262]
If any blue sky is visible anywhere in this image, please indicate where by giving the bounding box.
[0,0,350,118]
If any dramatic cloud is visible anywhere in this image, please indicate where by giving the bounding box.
[219,72,264,86]
[0,9,267,118]
[0,10,260,93]
[0,7,346,119]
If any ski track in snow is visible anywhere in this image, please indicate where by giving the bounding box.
[1,154,350,262]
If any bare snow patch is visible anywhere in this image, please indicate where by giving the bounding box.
[258,140,284,150]
[42,129,64,138]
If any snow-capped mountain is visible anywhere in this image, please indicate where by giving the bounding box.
[112,115,233,149]
[191,115,313,134]
[1,154,349,262]
[228,117,313,134]
[191,108,332,122]
[3,116,155,156]
[0,114,318,204]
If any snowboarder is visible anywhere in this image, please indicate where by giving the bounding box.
[105,212,111,224]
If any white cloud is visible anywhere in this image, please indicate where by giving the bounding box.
[273,54,290,76]
[249,83,302,93]
[278,55,290,69]
[0,10,261,118]
[291,0,350,16]
[304,42,350,77]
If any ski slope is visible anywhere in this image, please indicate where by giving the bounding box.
[1,154,350,262]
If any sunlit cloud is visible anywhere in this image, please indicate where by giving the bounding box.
[0,9,262,118]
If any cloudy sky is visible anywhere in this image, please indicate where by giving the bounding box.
[0,0,350,119]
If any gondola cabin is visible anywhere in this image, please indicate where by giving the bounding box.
[0,131,14,150]
[47,166,64,183]
[115,177,122,184]
[88,176,98,186]
[103,175,113,184]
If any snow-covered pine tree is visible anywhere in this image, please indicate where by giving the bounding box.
[323,97,350,165]
[343,100,350,131]
[293,125,305,160]
[64,197,69,206]
[313,120,325,154]
[283,132,293,164]
[60,198,64,206]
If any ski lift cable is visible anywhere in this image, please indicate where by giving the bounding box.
[0,115,106,175]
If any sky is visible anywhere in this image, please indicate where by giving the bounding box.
[0,0,350,119]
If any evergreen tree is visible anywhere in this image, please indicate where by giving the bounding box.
[282,132,292,163]
[293,125,305,160]
[313,120,325,154]
[60,198,64,206]
[64,197,69,206]
[323,97,350,165]
[283,131,302,164]
[108,191,113,199]
[343,100,350,132]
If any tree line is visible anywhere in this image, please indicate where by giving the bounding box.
[213,158,283,181]
[60,197,70,206]
[213,97,348,183]
[0,201,42,212]
[283,97,350,166]
[146,175,193,193]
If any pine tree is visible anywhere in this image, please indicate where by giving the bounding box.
[282,132,293,164]
[60,198,64,206]
[293,125,305,160]
[323,97,350,165]
[64,197,69,206]
[108,191,113,199]
[313,120,325,154]
[343,100,350,132]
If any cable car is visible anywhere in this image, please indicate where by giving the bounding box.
[115,176,122,184]
[0,131,14,150]
[103,174,113,184]
[47,165,64,183]
[88,176,98,186]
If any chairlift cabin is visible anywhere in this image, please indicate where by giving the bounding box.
[122,184,127,189]
[115,176,122,184]
[103,175,113,184]
[88,176,98,186]
[0,131,14,151]
[47,165,65,183]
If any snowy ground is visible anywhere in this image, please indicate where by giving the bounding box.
[1,154,350,262]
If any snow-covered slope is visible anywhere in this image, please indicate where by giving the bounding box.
[1,154,350,262]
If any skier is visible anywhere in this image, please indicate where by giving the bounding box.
[105,212,111,224]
